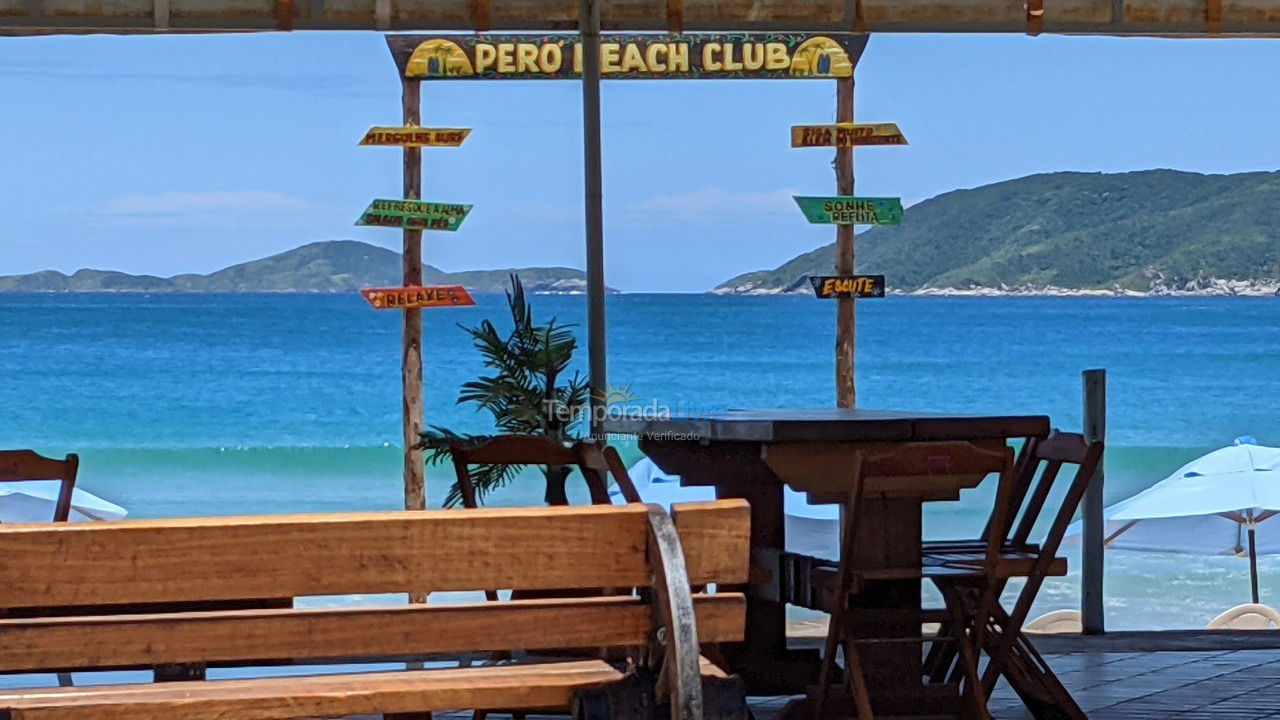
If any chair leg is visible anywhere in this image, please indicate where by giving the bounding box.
[842,633,875,720]
[947,590,992,720]
[922,610,958,684]
[812,605,845,719]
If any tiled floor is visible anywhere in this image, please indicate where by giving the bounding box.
[746,649,1280,719]
[989,649,1280,719]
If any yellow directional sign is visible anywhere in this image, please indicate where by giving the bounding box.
[360,126,471,147]
[791,123,907,148]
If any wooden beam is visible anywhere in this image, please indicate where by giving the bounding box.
[834,73,855,409]
[152,0,169,29]
[1081,369,1106,634]
[0,501,749,608]
[12,1,1280,36]
[0,595,745,673]
[581,0,607,435]
[402,77,426,513]
[0,660,625,720]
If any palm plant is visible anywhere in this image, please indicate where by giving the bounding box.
[419,274,590,507]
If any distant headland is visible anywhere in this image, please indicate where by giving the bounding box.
[0,240,606,295]
[714,169,1280,297]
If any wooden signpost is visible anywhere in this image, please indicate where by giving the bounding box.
[361,285,476,309]
[791,123,907,148]
[809,275,886,299]
[356,199,472,231]
[358,87,479,521]
[360,126,471,147]
[794,196,903,226]
[790,65,906,408]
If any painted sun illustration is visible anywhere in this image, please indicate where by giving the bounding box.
[595,381,639,405]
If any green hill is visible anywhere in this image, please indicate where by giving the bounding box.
[714,169,1280,294]
[0,241,602,294]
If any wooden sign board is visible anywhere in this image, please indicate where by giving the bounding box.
[356,199,472,231]
[794,196,903,226]
[791,123,907,148]
[361,285,476,309]
[810,275,886,298]
[387,33,868,81]
[360,126,471,147]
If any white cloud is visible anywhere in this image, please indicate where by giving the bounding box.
[92,191,318,228]
[625,187,799,226]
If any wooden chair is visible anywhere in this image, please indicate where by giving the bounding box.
[0,501,751,720]
[447,435,640,509]
[921,431,1102,720]
[810,441,1016,720]
[0,450,78,523]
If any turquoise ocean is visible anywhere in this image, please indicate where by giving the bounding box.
[5,292,1280,631]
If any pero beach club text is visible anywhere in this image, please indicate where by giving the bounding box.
[387,34,863,80]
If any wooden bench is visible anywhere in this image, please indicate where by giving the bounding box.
[0,500,751,720]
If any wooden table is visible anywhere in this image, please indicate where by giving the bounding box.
[602,409,1050,707]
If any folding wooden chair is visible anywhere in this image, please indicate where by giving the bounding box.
[921,431,1103,720]
[0,450,78,523]
[811,441,1016,720]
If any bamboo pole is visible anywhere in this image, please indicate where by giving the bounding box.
[834,75,855,408]
[402,77,426,512]
[581,0,607,434]
[1082,368,1106,633]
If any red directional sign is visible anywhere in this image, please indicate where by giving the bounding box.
[360,285,476,309]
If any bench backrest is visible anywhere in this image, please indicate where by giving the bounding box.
[0,500,749,674]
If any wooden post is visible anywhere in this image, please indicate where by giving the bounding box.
[834,76,855,408]
[402,77,426,512]
[581,0,607,434]
[1082,368,1106,634]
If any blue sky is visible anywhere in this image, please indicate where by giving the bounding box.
[2,32,1279,292]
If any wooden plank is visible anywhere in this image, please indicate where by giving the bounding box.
[12,0,1280,37]
[603,409,1050,444]
[672,499,750,585]
[791,122,907,147]
[0,594,745,673]
[0,660,624,720]
[763,442,1002,502]
[0,502,748,608]
[361,285,476,309]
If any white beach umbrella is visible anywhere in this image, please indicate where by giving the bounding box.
[0,481,128,524]
[1070,437,1280,603]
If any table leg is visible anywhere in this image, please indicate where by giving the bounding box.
[640,440,819,695]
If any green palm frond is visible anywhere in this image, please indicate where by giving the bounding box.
[419,274,590,506]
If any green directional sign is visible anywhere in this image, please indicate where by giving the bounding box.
[793,196,903,226]
[356,199,472,231]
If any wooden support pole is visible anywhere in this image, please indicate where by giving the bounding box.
[402,78,426,512]
[1082,368,1106,634]
[834,76,855,409]
[581,0,607,434]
